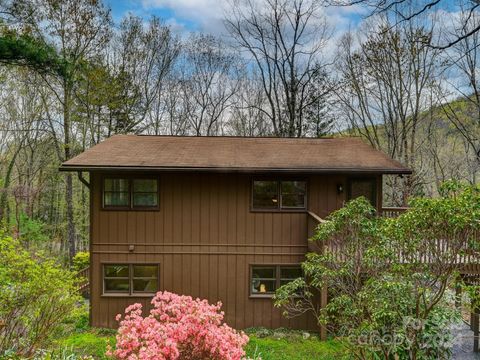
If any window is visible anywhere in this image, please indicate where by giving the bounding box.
[252,180,306,210]
[104,179,129,207]
[252,181,278,209]
[280,181,306,208]
[133,179,158,207]
[250,265,302,297]
[348,178,377,207]
[103,264,159,295]
[103,177,159,209]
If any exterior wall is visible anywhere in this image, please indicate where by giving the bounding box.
[89,172,382,330]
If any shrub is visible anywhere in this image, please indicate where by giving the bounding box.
[275,182,480,359]
[109,291,249,360]
[0,233,81,357]
[72,251,90,273]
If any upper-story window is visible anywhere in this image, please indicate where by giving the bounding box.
[348,177,377,207]
[103,177,159,209]
[252,180,306,210]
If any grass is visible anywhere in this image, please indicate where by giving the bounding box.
[56,328,347,360]
[246,335,346,360]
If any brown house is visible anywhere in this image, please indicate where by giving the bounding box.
[60,135,411,331]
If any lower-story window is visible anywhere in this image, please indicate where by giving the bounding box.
[250,265,302,297]
[103,264,159,295]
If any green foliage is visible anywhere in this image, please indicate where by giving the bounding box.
[245,334,346,360]
[0,31,68,77]
[275,182,480,359]
[56,331,114,360]
[0,232,81,357]
[16,212,49,245]
[72,252,90,273]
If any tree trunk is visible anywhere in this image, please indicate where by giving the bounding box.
[64,79,76,263]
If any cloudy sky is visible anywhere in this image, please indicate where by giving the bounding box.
[104,0,364,37]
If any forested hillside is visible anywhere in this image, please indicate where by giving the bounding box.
[0,0,479,262]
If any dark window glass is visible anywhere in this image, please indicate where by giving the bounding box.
[349,178,376,207]
[251,266,276,294]
[252,181,278,209]
[280,266,302,286]
[104,265,129,277]
[132,179,158,207]
[104,265,130,293]
[103,264,158,295]
[105,279,130,292]
[132,265,158,293]
[281,181,306,208]
[104,179,129,207]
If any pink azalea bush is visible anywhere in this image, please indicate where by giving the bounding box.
[107,291,249,360]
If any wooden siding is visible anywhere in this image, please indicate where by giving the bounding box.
[90,172,382,330]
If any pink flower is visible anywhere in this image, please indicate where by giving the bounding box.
[108,291,249,360]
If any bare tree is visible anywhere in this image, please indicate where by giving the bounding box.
[335,18,441,204]
[225,0,332,137]
[179,33,239,136]
[327,0,480,49]
[440,7,480,174]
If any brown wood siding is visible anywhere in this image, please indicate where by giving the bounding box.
[90,172,378,330]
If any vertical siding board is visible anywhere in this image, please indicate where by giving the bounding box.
[91,172,344,331]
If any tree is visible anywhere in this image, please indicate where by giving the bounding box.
[225,0,332,137]
[327,0,480,49]
[275,182,480,359]
[440,7,480,170]
[2,0,111,262]
[179,33,239,136]
[336,19,441,204]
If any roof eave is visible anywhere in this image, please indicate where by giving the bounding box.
[59,164,412,175]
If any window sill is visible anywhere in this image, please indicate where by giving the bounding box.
[101,293,156,298]
[249,294,275,299]
[101,207,160,212]
[250,208,307,213]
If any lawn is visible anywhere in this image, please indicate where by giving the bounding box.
[56,328,347,360]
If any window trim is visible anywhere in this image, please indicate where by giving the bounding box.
[101,175,160,211]
[249,264,303,299]
[102,263,160,297]
[250,178,308,212]
[347,177,377,208]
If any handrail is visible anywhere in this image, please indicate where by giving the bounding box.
[76,266,90,294]
[307,211,328,224]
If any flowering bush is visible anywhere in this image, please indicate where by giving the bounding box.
[108,291,249,360]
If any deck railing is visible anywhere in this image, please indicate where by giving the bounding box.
[380,207,409,218]
[77,266,90,295]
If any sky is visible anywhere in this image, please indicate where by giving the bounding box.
[104,0,364,37]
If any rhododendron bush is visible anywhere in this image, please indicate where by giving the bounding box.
[108,291,249,360]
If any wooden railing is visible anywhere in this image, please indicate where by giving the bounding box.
[77,266,90,295]
[381,207,409,218]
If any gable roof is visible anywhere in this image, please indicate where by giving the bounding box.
[59,135,412,174]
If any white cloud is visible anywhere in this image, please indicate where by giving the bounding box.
[141,0,226,35]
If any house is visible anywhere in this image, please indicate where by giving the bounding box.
[60,135,411,331]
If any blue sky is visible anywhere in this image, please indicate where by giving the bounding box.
[104,0,364,36]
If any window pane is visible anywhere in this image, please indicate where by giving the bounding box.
[133,279,158,292]
[104,192,129,206]
[349,179,376,206]
[133,265,158,278]
[105,178,129,192]
[253,181,278,209]
[104,265,129,277]
[280,267,302,279]
[281,181,306,208]
[252,267,276,279]
[133,179,158,192]
[133,193,158,207]
[105,279,129,292]
[251,279,276,294]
